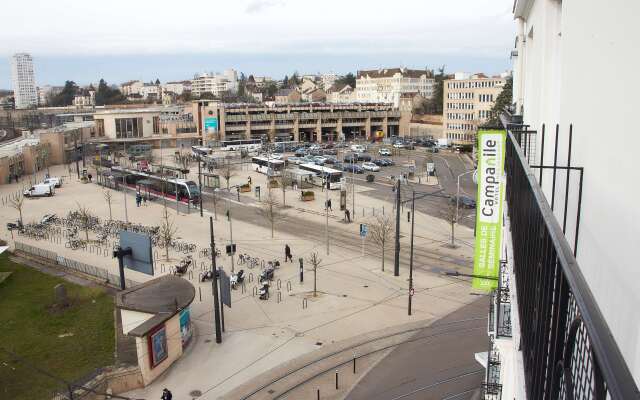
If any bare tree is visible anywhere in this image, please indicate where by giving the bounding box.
[159,207,178,260]
[368,214,395,271]
[257,190,285,238]
[8,196,25,225]
[279,169,293,207]
[102,190,113,220]
[306,252,322,297]
[218,158,237,190]
[441,200,457,248]
[174,151,192,178]
[75,202,95,241]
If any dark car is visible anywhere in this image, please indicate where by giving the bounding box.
[343,153,357,163]
[324,155,338,164]
[333,162,344,170]
[380,158,395,166]
[373,159,386,166]
[343,164,364,174]
[357,153,372,161]
[294,148,307,157]
[451,195,476,209]
[322,148,338,155]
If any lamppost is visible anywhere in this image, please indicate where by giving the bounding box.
[455,169,476,241]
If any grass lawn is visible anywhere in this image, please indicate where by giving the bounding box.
[0,253,115,400]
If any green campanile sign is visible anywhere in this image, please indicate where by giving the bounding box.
[473,129,507,291]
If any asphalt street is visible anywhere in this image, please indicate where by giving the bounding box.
[345,296,489,400]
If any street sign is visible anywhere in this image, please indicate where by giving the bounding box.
[219,269,231,308]
[119,230,154,275]
[225,244,236,256]
[359,224,368,238]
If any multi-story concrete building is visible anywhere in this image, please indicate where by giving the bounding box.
[480,1,640,398]
[120,80,144,97]
[321,73,338,90]
[11,53,37,110]
[326,84,355,104]
[162,81,191,96]
[442,72,507,146]
[193,101,400,143]
[191,70,238,98]
[355,68,434,107]
[37,85,63,107]
[73,89,96,108]
[92,106,199,148]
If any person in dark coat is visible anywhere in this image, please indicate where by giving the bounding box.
[345,209,351,223]
[285,244,293,262]
[161,388,172,400]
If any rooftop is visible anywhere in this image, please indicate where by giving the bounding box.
[357,68,434,79]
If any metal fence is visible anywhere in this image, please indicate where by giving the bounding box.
[503,124,639,399]
[14,241,140,289]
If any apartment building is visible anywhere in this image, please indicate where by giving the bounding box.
[442,72,507,146]
[481,0,640,399]
[120,80,144,97]
[191,69,238,98]
[326,84,355,104]
[193,101,400,143]
[162,81,191,96]
[37,85,63,107]
[355,68,435,107]
[11,53,37,109]
[92,106,199,148]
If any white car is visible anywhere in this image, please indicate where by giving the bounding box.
[270,153,284,160]
[392,142,405,149]
[286,156,303,165]
[378,148,392,156]
[42,176,62,188]
[362,162,380,172]
[350,144,366,152]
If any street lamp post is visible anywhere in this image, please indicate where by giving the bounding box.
[455,170,475,243]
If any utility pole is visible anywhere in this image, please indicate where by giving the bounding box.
[408,190,415,315]
[227,201,235,273]
[351,158,355,220]
[209,217,222,343]
[325,172,329,255]
[393,179,401,276]
[198,156,203,217]
[74,133,80,179]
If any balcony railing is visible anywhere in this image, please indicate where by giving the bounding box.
[501,115,639,400]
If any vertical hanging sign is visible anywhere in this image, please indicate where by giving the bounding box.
[473,129,507,291]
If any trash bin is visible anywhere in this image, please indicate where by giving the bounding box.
[366,174,375,182]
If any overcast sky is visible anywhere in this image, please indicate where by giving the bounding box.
[0,0,515,88]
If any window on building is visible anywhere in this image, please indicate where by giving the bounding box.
[115,117,143,139]
[96,119,105,137]
[153,116,160,134]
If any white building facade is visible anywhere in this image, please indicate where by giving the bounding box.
[191,69,238,98]
[355,68,434,107]
[11,53,37,109]
[489,0,640,397]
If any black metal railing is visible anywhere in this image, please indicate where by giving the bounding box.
[496,261,512,338]
[502,117,639,400]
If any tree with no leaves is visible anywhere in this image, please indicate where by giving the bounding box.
[441,200,457,248]
[368,214,395,271]
[219,158,237,190]
[103,190,113,220]
[174,151,192,178]
[8,196,25,225]
[279,169,293,207]
[306,252,322,297]
[159,207,178,260]
[75,202,95,241]
[257,190,285,238]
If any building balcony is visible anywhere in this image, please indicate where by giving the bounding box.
[484,113,640,400]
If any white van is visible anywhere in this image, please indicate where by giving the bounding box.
[42,177,62,188]
[350,144,366,152]
[24,184,55,197]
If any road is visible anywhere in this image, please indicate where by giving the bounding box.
[345,296,488,400]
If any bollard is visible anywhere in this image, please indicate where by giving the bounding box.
[199,287,202,302]
[353,356,356,374]
[249,273,254,282]
[287,281,292,292]
[335,371,339,390]
[252,286,257,297]
[317,389,320,400]
[188,271,193,280]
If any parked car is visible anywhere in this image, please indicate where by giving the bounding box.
[356,153,372,161]
[350,144,366,152]
[343,164,364,174]
[378,148,392,156]
[42,176,62,188]
[286,156,303,165]
[323,155,338,164]
[427,147,439,153]
[294,148,307,157]
[362,162,381,172]
[373,159,386,166]
[343,153,357,163]
[24,183,54,197]
[392,142,405,149]
[270,153,284,160]
[451,195,477,209]
[322,148,338,155]
[313,156,327,165]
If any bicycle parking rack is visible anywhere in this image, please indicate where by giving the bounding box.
[287,281,292,292]
[277,279,282,290]
[252,286,258,297]
[302,298,308,309]
[277,291,282,303]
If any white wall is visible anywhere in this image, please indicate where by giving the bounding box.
[515,0,640,386]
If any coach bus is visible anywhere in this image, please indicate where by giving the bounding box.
[220,139,262,152]
[299,163,344,190]
[251,156,285,176]
[111,166,200,204]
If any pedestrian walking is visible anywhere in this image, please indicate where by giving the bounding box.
[285,244,293,262]
[88,173,93,183]
[327,198,332,211]
[248,176,252,185]
[136,192,142,207]
[161,388,173,400]
[345,208,351,223]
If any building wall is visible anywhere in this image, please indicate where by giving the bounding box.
[356,70,435,107]
[11,53,37,109]
[442,76,506,145]
[134,314,183,386]
[513,0,640,386]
